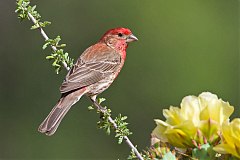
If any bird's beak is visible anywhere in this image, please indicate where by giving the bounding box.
[126,34,138,43]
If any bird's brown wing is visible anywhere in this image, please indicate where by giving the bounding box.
[60,43,121,93]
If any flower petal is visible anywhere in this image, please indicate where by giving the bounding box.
[180,95,200,126]
[152,119,170,142]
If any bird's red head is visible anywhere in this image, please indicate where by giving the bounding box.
[104,28,132,36]
[100,27,138,43]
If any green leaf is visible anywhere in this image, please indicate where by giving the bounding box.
[55,36,61,45]
[57,44,66,48]
[46,55,54,60]
[55,67,61,74]
[42,42,50,50]
[64,52,69,58]
[31,5,36,12]
[118,136,123,144]
[15,8,20,13]
[56,49,63,55]
[106,127,111,135]
[121,116,127,121]
[88,106,94,111]
[52,59,60,67]
[98,98,106,104]
[39,21,51,28]
[31,24,40,30]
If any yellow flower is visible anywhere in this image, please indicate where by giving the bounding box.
[214,118,240,159]
[152,92,234,148]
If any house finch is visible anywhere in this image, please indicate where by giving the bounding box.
[38,27,138,136]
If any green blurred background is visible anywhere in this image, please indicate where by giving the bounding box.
[0,0,239,159]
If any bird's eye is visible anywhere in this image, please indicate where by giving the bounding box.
[118,33,123,37]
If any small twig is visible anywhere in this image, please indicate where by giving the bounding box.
[27,10,144,160]
[27,12,70,70]
[92,100,144,160]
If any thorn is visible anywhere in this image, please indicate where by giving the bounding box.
[203,136,208,144]
[197,129,202,139]
[198,143,201,150]
[192,139,198,147]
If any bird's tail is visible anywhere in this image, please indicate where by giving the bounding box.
[38,89,86,136]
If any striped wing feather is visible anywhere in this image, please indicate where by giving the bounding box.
[60,44,121,93]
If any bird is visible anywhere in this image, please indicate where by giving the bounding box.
[38,27,138,136]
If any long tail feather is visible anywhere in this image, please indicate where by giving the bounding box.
[38,89,85,136]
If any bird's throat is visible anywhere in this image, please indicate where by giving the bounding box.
[115,41,127,61]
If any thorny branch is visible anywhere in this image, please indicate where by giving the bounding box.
[92,100,144,160]
[27,13,70,71]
